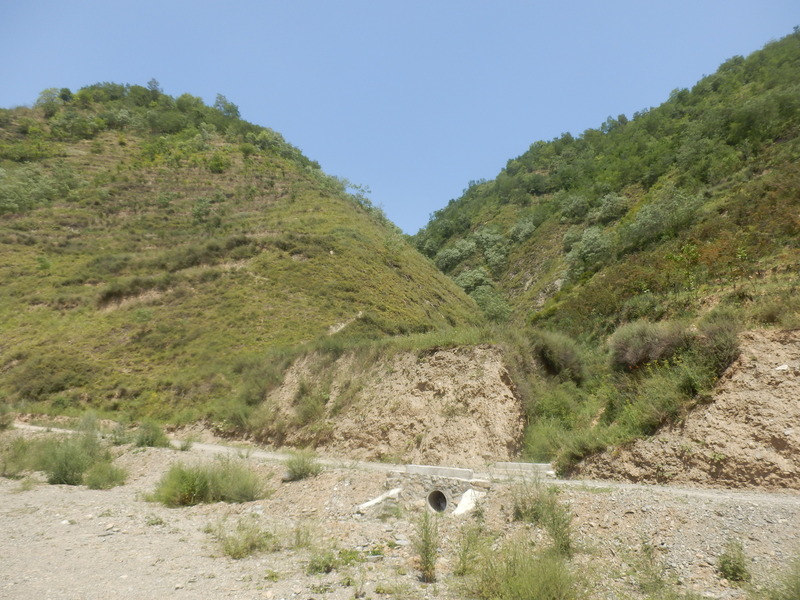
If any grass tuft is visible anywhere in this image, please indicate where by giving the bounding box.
[149,456,266,506]
[283,449,323,481]
[208,515,278,559]
[84,461,127,489]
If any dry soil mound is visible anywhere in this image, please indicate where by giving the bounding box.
[579,329,800,489]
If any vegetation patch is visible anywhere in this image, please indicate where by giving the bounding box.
[149,457,267,506]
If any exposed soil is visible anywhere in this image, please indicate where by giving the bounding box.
[578,329,800,489]
[258,345,524,468]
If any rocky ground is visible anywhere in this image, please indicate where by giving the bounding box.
[1,424,798,600]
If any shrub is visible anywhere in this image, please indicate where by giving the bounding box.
[36,433,107,485]
[413,511,439,583]
[608,319,692,371]
[717,539,750,583]
[149,457,265,506]
[84,461,127,489]
[530,329,586,383]
[697,314,741,376]
[473,538,576,600]
[283,450,323,481]
[135,420,171,447]
[306,548,341,575]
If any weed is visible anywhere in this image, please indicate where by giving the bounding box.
[413,511,439,583]
[291,521,314,549]
[473,537,576,600]
[178,436,195,452]
[145,515,165,526]
[209,515,278,559]
[454,524,489,576]
[717,538,750,583]
[149,456,266,506]
[0,436,32,478]
[512,478,573,556]
[84,461,127,489]
[283,450,323,481]
[36,432,108,485]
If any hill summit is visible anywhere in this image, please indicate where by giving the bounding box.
[0,82,482,422]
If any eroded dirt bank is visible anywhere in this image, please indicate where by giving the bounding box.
[253,345,524,467]
[579,329,800,489]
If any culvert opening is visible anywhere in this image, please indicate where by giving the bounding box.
[427,490,448,512]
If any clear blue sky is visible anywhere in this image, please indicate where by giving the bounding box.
[2,1,797,233]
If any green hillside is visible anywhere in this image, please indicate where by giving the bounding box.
[414,31,799,330]
[0,82,482,423]
[413,31,800,469]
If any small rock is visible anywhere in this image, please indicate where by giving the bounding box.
[175,583,184,590]
[775,364,789,371]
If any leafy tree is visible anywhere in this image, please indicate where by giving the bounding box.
[214,94,240,119]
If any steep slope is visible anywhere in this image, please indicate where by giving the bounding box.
[413,31,800,334]
[0,84,482,421]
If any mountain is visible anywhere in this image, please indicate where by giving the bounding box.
[413,31,800,335]
[412,30,800,470]
[0,82,482,423]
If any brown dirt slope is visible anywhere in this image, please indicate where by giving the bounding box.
[579,329,800,489]
[254,345,524,467]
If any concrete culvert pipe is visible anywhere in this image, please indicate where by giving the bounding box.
[427,490,448,512]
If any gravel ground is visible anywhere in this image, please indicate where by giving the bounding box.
[1,425,799,600]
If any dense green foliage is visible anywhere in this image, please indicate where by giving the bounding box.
[414,31,800,332]
[0,82,482,424]
[413,31,800,469]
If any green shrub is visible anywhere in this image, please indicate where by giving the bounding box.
[717,539,750,584]
[530,329,586,383]
[413,511,439,583]
[149,457,265,506]
[134,420,171,448]
[697,309,741,376]
[35,433,107,485]
[84,461,127,489]
[306,548,341,575]
[608,320,692,371]
[283,450,323,481]
[473,538,576,600]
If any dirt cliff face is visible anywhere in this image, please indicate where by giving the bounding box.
[256,345,524,467]
[578,329,800,490]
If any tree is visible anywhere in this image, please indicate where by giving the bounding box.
[214,94,240,119]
